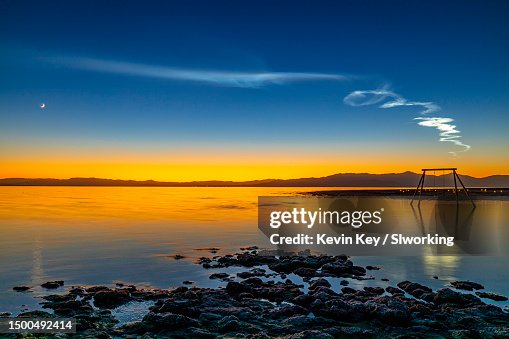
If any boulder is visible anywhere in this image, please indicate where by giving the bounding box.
[309,278,331,290]
[475,292,508,301]
[142,312,200,330]
[13,286,31,292]
[433,288,482,306]
[41,281,64,289]
[450,281,485,291]
[93,289,131,309]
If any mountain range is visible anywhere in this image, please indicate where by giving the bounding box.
[1,172,507,187]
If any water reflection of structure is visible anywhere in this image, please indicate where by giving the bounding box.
[411,200,479,255]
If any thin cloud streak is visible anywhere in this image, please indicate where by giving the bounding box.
[48,57,348,88]
[343,88,471,154]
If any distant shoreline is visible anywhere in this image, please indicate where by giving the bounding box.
[1,171,508,188]
[302,188,509,198]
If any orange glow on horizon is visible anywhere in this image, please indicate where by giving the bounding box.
[1,141,508,181]
[0,158,506,181]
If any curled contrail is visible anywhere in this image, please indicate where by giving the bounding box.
[47,57,348,88]
[44,55,470,154]
[343,88,471,154]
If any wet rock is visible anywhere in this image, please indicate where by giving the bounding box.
[238,252,276,267]
[267,255,331,274]
[282,315,336,327]
[68,287,86,295]
[240,246,258,251]
[409,304,433,315]
[341,287,357,294]
[86,285,109,293]
[198,256,212,264]
[310,286,339,297]
[397,280,432,298]
[93,289,131,309]
[294,267,320,277]
[309,278,331,290]
[186,327,216,338]
[325,326,375,337]
[13,286,31,292]
[41,280,64,289]
[366,297,411,326]
[363,286,385,295]
[172,286,188,293]
[17,310,54,318]
[475,291,508,301]
[209,272,231,280]
[237,268,267,279]
[43,294,74,302]
[268,259,302,273]
[216,315,240,332]
[420,292,437,302]
[153,299,201,317]
[10,253,509,338]
[43,298,93,316]
[314,299,369,322]
[172,254,185,260]
[340,280,349,286]
[142,312,200,330]
[293,294,316,308]
[236,292,255,300]
[450,281,485,291]
[0,312,11,317]
[321,261,366,278]
[397,280,432,292]
[366,265,380,270]
[351,276,375,281]
[433,288,482,306]
[183,280,194,285]
[381,278,389,282]
[479,327,509,338]
[226,279,303,303]
[286,330,334,338]
[303,255,336,268]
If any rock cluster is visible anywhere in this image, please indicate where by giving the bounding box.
[5,252,509,338]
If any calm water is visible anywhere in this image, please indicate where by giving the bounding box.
[0,187,508,315]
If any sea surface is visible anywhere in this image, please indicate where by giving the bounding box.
[0,186,508,317]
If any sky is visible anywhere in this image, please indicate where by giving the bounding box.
[0,0,508,181]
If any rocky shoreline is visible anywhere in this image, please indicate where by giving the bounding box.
[3,249,509,338]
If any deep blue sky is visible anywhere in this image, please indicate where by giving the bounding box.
[0,0,508,178]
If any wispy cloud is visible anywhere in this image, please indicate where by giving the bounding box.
[44,55,470,154]
[47,57,347,88]
[343,88,471,154]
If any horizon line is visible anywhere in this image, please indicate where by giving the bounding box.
[0,170,507,185]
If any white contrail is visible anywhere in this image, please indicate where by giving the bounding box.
[47,57,348,88]
[343,88,471,154]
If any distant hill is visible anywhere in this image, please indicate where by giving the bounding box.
[1,171,508,187]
